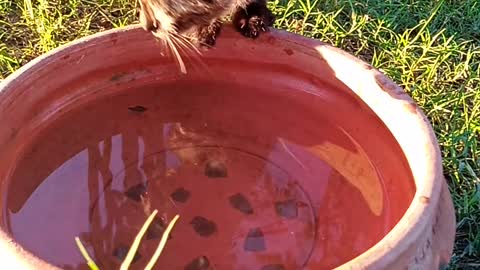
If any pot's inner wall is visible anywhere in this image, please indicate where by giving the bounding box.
[1,50,415,270]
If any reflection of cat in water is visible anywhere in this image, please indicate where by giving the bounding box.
[166,123,228,167]
[160,124,315,270]
[85,122,315,269]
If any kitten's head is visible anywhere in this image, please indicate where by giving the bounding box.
[138,0,232,40]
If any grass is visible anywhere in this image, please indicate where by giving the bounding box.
[0,0,479,269]
[75,210,180,270]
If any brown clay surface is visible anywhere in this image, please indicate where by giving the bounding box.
[3,78,415,269]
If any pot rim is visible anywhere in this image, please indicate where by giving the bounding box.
[0,24,444,270]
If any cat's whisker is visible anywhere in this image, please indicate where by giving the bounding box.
[171,34,213,74]
[165,35,187,74]
[173,33,202,56]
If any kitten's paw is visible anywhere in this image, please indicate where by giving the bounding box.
[198,20,223,47]
[233,3,275,38]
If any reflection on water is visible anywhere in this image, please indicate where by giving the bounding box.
[3,82,414,269]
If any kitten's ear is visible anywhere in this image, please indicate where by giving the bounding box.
[138,0,158,31]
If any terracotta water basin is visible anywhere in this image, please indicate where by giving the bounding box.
[0,25,455,270]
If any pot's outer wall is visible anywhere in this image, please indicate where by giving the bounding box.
[0,25,455,270]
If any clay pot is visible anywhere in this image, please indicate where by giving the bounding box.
[0,25,455,270]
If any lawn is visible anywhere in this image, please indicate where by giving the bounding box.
[1,0,479,269]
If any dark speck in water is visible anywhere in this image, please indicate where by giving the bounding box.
[244,228,266,252]
[275,199,298,219]
[184,256,211,270]
[228,193,254,215]
[204,160,228,178]
[284,48,294,55]
[171,187,191,203]
[124,183,147,202]
[110,73,126,81]
[128,105,147,113]
[113,245,141,263]
[146,216,172,240]
[190,216,217,237]
[261,264,285,270]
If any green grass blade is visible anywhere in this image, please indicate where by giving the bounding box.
[144,214,180,270]
[74,237,100,270]
[120,209,159,270]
